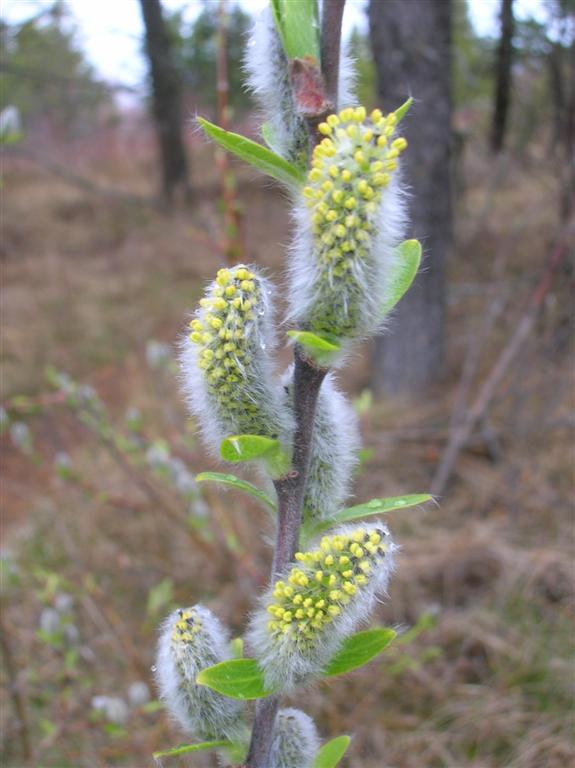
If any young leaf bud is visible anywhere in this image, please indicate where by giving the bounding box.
[247,523,396,691]
[244,8,308,166]
[156,605,245,740]
[180,265,292,459]
[269,708,320,768]
[282,368,360,520]
[244,9,357,168]
[288,108,408,352]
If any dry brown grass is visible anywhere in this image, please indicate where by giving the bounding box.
[1,138,574,768]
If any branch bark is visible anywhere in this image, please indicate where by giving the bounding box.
[245,6,346,765]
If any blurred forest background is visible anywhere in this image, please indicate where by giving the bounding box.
[1,0,574,766]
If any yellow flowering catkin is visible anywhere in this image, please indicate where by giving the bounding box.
[180,264,292,458]
[156,605,245,740]
[247,523,396,691]
[288,106,408,345]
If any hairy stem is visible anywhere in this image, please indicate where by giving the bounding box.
[245,5,345,765]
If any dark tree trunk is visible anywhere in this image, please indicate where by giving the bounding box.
[368,0,453,395]
[139,0,190,204]
[490,0,515,154]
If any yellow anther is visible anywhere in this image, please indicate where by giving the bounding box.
[342,569,353,579]
[283,612,292,622]
[377,135,388,148]
[325,210,338,222]
[202,332,213,344]
[224,285,236,297]
[343,582,357,595]
[392,136,408,152]
[328,605,341,617]
[307,608,315,618]
[328,165,339,178]
[373,173,389,187]
[321,137,334,149]
[212,298,227,311]
[387,113,398,126]
[354,106,366,122]
[235,267,249,280]
[324,555,334,567]
[344,197,357,210]
[303,186,315,199]
[370,532,382,545]
[353,150,365,165]
[309,168,322,182]
[199,298,211,308]
[332,189,344,204]
[189,332,203,344]
[322,180,333,193]
[189,319,203,331]
[318,122,331,135]
[341,169,352,183]
[240,280,255,292]
[334,224,346,239]
[339,556,350,566]
[346,124,358,139]
[363,129,374,142]
[321,233,335,247]
[293,594,303,604]
[327,114,340,127]
[329,590,342,601]
[339,107,354,122]
[295,552,305,562]
[356,575,368,586]
[316,599,326,609]
[315,570,324,582]
[303,598,313,608]
[328,574,337,586]
[268,621,278,632]
[386,160,398,172]
[371,108,383,123]
[295,609,305,619]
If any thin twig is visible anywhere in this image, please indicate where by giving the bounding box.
[245,5,346,762]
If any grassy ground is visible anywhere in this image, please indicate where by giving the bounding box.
[1,139,573,768]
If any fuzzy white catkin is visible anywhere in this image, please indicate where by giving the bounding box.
[288,107,408,352]
[268,708,320,768]
[282,367,360,520]
[155,605,244,741]
[180,265,292,459]
[247,522,396,692]
[244,8,357,167]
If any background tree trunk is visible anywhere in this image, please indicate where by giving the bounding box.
[368,0,453,396]
[139,0,190,204]
[490,0,515,154]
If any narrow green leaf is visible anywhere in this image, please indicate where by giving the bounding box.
[323,629,396,678]
[393,96,414,124]
[381,239,422,316]
[195,471,276,512]
[270,0,320,61]
[314,735,352,768]
[220,434,278,462]
[287,330,340,366]
[197,117,304,188]
[196,659,273,701]
[261,122,281,154]
[153,740,230,760]
[219,435,290,478]
[307,494,432,539]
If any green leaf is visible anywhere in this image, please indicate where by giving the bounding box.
[287,330,341,366]
[220,435,290,478]
[197,117,304,188]
[393,96,413,124]
[271,0,320,61]
[314,735,352,768]
[305,494,432,540]
[381,239,422,316]
[323,628,396,678]
[261,122,281,154]
[195,471,276,512]
[196,659,273,701]
[153,740,230,760]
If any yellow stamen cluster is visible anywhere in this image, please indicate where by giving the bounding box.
[188,266,264,421]
[266,527,388,646]
[172,608,202,645]
[301,106,408,337]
